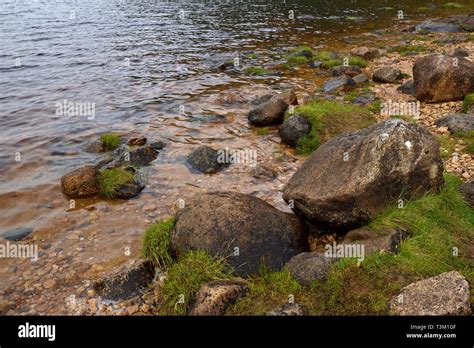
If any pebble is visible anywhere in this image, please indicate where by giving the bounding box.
[43,279,56,289]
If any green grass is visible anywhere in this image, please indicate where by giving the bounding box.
[100,132,121,151]
[390,114,417,124]
[437,135,457,158]
[442,2,464,8]
[290,101,375,155]
[228,174,474,315]
[244,67,270,76]
[462,93,474,113]
[98,167,134,198]
[348,56,368,68]
[160,250,233,315]
[256,127,270,136]
[291,45,314,57]
[285,55,309,68]
[453,130,474,154]
[142,217,175,268]
[369,100,382,113]
[312,51,367,69]
[390,45,427,56]
[246,53,258,59]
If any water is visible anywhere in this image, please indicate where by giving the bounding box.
[0,0,471,230]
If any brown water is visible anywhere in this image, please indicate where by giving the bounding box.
[0,0,472,270]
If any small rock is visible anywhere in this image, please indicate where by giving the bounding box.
[279,114,311,147]
[187,145,229,174]
[127,137,147,146]
[323,75,356,93]
[252,165,278,180]
[350,46,381,60]
[248,91,297,126]
[459,180,474,208]
[372,66,401,83]
[353,73,369,84]
[127,304,140,315]
[83,140,106,153]
[286,252,331,285]
[389,271,471,315]
[453,47,469,58]
[149,141,166,151]
[330,65,361,77]
[397,79,416,96]
[143,204,156,211]
[2,227,33,241]
[61,165,100,198]
[114,145,158,167]
[415,20,460,33]
[43,279,56,289]
[267,302,307,316]
[353,93,376,105]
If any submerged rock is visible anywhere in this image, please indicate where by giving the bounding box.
[372,66,401,83]
[279,114,311,147]
[323,75,356,93]
[248,91,298,126]
[286,252,331,286]
[434,114,474,132]
[2,227,33,241]
[93,259,155,301]
[283,119,444,230]
[389,271,471,316]
[187,145,228,174]
[83,140,106,153]
[188,279,248,316]
[413,54,474,102]
[115,145,158,167]
[172,191,307,277]
[61,165,100,198]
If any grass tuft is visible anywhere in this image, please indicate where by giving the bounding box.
[256,127,270,136]
[244,67,270,76]
[142,217,175,268]
[462,93,474,113]
[442,2,464,9]
[98,167,134,198]
[100,132,121,151]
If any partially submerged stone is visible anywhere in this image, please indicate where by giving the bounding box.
[188,279,248,316]
[248,91,298,126]
[61,165,100,198]
[187,145,228,174]
[389,271,471,316]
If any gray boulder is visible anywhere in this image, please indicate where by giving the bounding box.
[434,114,474,132]
[283,119,444,230]
[372,66,401,83]
[460,180,474,208]
[187,145,228,174]
[353,73,369,84]
[279,114,311,147]
[286,252,332,285]
[248,91,298,126]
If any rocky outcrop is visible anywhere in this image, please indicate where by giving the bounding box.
[413,54,474,102]
[248,91,298,126]
[279,114,311,147]
[283,119,444,230]
[286,252,331,285]
[434,114,474,132]
[323,75,356,93]
[372,66,401,83]
[342,227,408,255]
[389,271,471,316]
[267,302,307,316]
[187,145,228,174]
[93,259,155,301]
[188,279,248,316]
[172,191,307,277]
[61,165,100,198]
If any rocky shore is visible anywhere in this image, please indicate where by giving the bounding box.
[1,12,473,316]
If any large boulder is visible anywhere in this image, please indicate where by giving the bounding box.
[372,66,401,83]
[172,191,308,277]
[434,114,474,132]
[187,145,228,174]
[248,91,297,126]
[61,165,100,198]
[413,54,474,102]
[283,119,444,230]
[279,114,311,147]
[389,271,471,316]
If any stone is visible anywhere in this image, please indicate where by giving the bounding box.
[459,180,474,208]
[389,271,471,315]
[323,75,356,93]
[397,79,416,96]
[252,165,278,180]
[279,114,311,147]
[372,66,401,83]
[353,73,369,84]
[148,141,166,151]
[330,65,362,77]
[187,145,228,174]
[93,259,155,301]
[61,165,100,198]
[350,46,381,60]
[283,119,444,230]
[248,91,297,126]
[286,252,331,285]
[83,140,106,153]
[342,227,409,255]
[188,279,248,316]
[114,145,158,167]
[415,20,461,33]
[127,137,147,146]
[172,191,307,277]
[2,227,33,241]
[267,302,307,316]
[43,279,56,289]
[434,114,474,132]
[413,54,474,102]
[352,93,376,105]
[453,47,469,58]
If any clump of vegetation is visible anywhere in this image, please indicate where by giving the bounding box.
[462,93,474,113]
[290,101,375,155]
[256,127,269,136]
[290,45,314,57]
[160,250,233,315]
[436,134,457,158]
[390,114,417,124]
[244,67,270,76]
[285,55,309,68]
[312,51,367,68]
[442,2,464,9]
[246,53,258,59]
[369,99,382,113]
[228,175,474,315]
[100,132,121,151]
[453,130,474,154]
[98,167,134,198]
[142,217,175,267]
[348,56,368,68]
[390,45,427,56]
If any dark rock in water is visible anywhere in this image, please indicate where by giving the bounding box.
[352,93,376,105]
[61,165,100,198]
[93,259,155,301]
[330,65,361,77]
[279,114,311,147]
[286,252,331,285]
[2,227,33,241]
[323,75,356,93]
[283,119,444,230]
[172,191,308,277]
[342,227,409,255]
[389,271,471,316]
[460,180,474,208]
[353,73,369,84]
[372,66,401,83]
[413,54,474,102]
[453,47,469,58]
[114,145,158,167]
[434,114,474,132]
[115,180,145,199]
[252,165,278,180]
[83,140,106,153]
[415,19,461,33]
[267,302,308,316]
[397,79,416,96]
[127,137,147,146]
[248,91,297,126]
[350,46,381,60]
[187,145,228,174]
[148,141,166,151]
[188,279,248,316]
